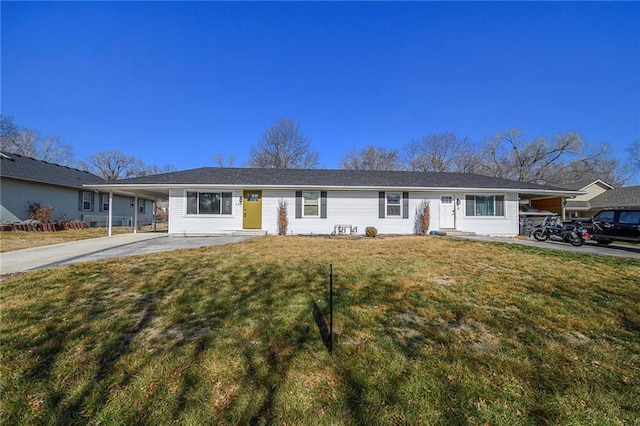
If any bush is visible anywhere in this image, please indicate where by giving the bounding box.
[28,202,54,223]
[365,226,378,238]
[277,199,288,235]
[416,200,431,235]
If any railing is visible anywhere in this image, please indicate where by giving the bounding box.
[82,215,148,228]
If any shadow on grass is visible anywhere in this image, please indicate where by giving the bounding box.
[55,288,166,422]
[312,301,332,353]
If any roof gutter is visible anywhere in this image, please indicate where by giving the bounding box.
[85,183,582,197]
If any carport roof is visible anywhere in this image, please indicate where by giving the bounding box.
[85,167,580,197]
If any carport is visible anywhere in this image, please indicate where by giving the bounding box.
[83,184,169,236]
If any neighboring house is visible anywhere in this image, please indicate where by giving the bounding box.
[0,152,154,226]
[531,179,614,219]
[85,167,580,236]
[589,186,640,210]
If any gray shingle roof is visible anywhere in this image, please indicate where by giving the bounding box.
[107,167,573,191]
[589,186,640,209]
[0,152,104,189]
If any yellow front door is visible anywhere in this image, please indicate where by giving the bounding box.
[243,190,262,229]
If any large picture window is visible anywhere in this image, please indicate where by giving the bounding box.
[303,191,320,217]
[187,192,233,215]
[465,195,505,217]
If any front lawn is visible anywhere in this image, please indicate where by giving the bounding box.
[1,236,638,425]
[0,225,167,252]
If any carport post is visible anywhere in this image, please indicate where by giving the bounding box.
[133,194,138,234]
[152,200,157,232]
[108,190,113,237]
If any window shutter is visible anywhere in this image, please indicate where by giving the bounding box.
[78,191,83,211]
[320,191,327,219]
[379,192,385,218]
[295,191,302,218]
[402,192,409,219]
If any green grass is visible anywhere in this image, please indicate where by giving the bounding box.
[1,236,639,425]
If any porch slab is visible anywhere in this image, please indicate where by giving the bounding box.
[435,229,477,237]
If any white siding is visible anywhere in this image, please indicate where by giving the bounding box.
[265,190,442,235]
[167,188,520,236]
[456,192,519,236]
[169,188,442,235]
[169,189,243,235]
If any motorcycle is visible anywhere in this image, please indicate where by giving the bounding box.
[532,215,589,247]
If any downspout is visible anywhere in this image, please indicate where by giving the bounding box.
[108,190,113,237]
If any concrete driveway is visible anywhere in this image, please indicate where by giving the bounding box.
[0,233,262,275]
[458,235,640,259]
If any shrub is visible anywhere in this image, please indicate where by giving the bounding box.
[28,202,54,223]
[277,199,289,235]
[416,200,431,235]
[365,226,378,238]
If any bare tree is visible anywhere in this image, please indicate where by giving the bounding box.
[340,145,401,171]
[628,140,640,173]
[142,164,177,176]
[248,118,319,169]
[543,144,629,186]
[403,132,478,172]
[213,153,237,167]
[475,128,628,186]
[475,128,584,183]
[0,116,74,166]
[1,115,19,150]
[81,151,146,181]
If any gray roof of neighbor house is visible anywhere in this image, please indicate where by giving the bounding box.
[0,152,104,189]
[589,186,640,209]
[552,178,613,191]
[88,166,576,193]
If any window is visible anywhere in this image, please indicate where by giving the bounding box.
[186,192,233,215]
[100,194,109,212]
[81,191,93,211]
[386,192,401,216]
[465,195,505,217]
[619,211,640,225]
[303,191,320,217]
[594,210,615,223]
[138,199,146,214]
[379,192,408,219]
[296,191,327,219]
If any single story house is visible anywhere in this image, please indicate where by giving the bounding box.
[85,167,580,237]
[0,152,154,227]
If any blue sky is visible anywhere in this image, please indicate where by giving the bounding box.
[2,2,639,182]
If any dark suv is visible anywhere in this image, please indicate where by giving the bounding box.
[590,209,640,245]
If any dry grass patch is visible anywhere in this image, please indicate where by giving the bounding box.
[1,236,639,425]
[0,227,136,252]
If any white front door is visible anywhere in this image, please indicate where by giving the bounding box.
[440,195,455,229]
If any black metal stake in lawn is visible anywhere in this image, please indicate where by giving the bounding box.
[329,263,333,355]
